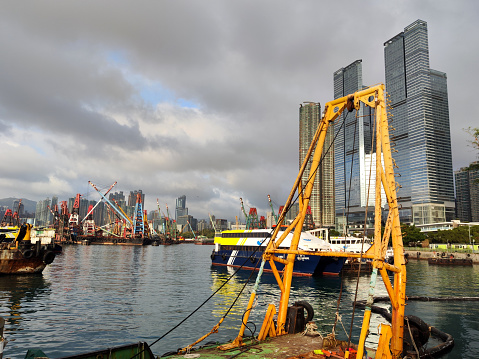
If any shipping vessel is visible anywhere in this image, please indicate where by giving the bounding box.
[211,228,346,276]
[0,224,57,274]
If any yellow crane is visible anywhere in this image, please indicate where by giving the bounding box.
[223,84,406,359]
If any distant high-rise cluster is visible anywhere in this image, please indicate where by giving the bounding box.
[298,19,455,232]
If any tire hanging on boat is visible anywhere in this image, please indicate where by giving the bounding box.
[42,251,55,265]
[294,301,314,322]
[22,249,34,259]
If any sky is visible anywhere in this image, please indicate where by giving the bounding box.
[1,0,478,222]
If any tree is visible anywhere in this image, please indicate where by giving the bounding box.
[401,224,425,245]
[466,127,479,153]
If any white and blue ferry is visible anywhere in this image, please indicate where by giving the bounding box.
[211,228,346,276]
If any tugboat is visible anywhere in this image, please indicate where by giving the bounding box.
[0,223,57,274]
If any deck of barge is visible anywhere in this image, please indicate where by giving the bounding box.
[160,333,368,359]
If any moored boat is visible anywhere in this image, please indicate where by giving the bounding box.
[0,224,57,274]
[211,228,346,276]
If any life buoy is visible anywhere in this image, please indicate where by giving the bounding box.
[42,251,55,265]
[294,301,314,322]
[22,249,34,259]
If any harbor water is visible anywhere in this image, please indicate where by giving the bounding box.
[1,245,478,358]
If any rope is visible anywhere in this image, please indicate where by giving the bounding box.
[405,317,421,358]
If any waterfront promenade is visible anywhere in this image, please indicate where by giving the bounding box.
[405,248,479,263]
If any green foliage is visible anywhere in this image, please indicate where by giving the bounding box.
[199,228,216,238]
[401,224,425,244]
[329,229,341,236]
[465,127,479,153]
[182,231,195,239]
[426,225,479,244]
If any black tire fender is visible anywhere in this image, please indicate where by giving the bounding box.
[22,249,34,259]
[221,253,227,261]
[210,252,216,260]
[294,300,314,322]
[405,315,430,345]
[43,251,55,265]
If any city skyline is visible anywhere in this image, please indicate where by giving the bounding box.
[0,2,477,222]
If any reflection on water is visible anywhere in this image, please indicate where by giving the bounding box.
[0,274,51,329]
[0,245,477,359]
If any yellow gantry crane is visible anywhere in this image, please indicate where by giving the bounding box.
[223,84,406,359]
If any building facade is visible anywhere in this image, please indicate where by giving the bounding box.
[455,162,479,222]
[299,102,335,228]
[384,19,455,225]
[333,60,381,234]
[175,195,188,220]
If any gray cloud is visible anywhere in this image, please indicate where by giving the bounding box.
[0,0,477,221]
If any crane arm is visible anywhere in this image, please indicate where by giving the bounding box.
[88,181,131,224]
[81,182,117,222]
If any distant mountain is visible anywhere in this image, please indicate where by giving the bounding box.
[0,197,37,213]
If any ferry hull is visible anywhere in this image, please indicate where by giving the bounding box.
[211,249,345,276]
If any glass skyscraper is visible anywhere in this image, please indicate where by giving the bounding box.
[333,60,382,233]
[384,19,454,224]
[299,102,335,227]
[455,162,479,222]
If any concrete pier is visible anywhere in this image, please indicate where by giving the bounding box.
[405,250,479,264]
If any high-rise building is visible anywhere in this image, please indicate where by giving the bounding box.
[455,162,479,222]
[128,190,144,207]
[175,195,188,220]
[299,102,335,228]
[333,60,380,233]
[35,197,51,226]
[384,20,455,224]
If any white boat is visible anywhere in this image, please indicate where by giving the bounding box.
[307,228,371,253]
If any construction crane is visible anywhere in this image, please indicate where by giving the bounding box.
[89,181,131,225]
[208,213,217,233]
[187,220,196,239]
[132,193,145,238]
[267,195,279,226]
[82,182,116,223]
[239,198,248,223]
[68,194,82,239]
[83,205,96,236]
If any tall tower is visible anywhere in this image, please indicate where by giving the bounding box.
[175,195,187,221]
[455,162,479,222]
[333,60,379,233]
[299,102,335,227]
[384,19,454,225]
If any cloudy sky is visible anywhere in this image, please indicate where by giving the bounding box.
[1,0,478,221]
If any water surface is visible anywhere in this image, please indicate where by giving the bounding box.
[0,245,477,358]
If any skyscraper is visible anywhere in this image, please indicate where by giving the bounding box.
[333,60,380,233]
[299,102,335,227]
[455,162,479,222]
[384,20,454,224]
[175,195,187,220]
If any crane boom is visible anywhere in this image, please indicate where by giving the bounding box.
[81,182,117,222]
[88,181,131,224]
[267,194,279,225]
